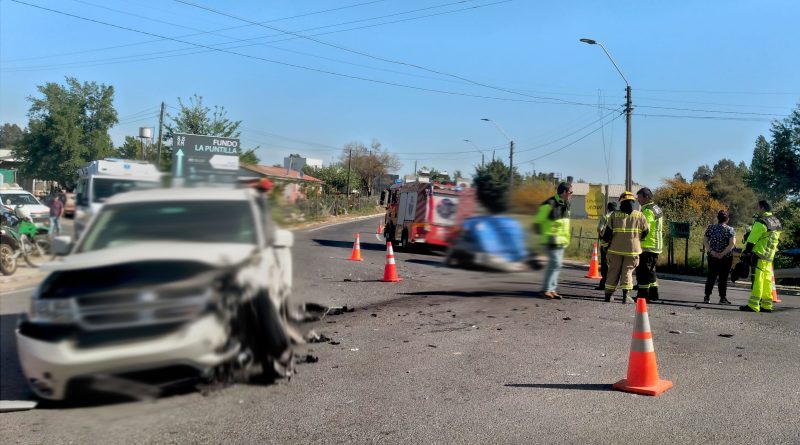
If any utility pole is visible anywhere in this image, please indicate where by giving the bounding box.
[509,140,515,190]
[625,86,632,191]
[346,147,352,196]
[414,160,418,179]
[156,101,165,169]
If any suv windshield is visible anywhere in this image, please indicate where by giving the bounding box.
[0,192,41,206]
[79,200,258,252]
[92,178,159,203]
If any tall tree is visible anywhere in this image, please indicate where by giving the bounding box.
[13,77,118,187]
[303,164,361,195]
[0,123,25,148]
[474,159,511,213]
[704,159,757,226]
[339,139,400,196]
[117,136,143,159]
[163,94,258,168]
[748,103,800,201]
[654,178,724,229]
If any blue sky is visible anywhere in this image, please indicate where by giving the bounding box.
[1,0,798,188]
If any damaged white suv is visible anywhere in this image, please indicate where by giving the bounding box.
[16,187,295,401]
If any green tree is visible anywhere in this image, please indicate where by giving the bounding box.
[13,77,118,187]
[703,159,757,226]
[473,159,511,213]
[163,94,257,169]
[303,164,362,194]
[339,139,400,196]
[117,136,142,159]
[748,103,800,201]
[0,123,25,148]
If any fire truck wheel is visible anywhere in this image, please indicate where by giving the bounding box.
[384,224,395,244]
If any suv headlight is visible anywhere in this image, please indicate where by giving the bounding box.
[29,299,77,324]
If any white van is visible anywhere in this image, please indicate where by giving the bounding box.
[74,159,161,237]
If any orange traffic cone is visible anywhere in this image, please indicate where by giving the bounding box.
[348,233,363,261]
[613,298,673,396]
[381,241,402,282]
[771,264,781,303]
[585,243,601,279]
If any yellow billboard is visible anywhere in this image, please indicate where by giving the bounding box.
[585,184,605,219]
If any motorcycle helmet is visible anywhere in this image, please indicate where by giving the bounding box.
[730,261,750,283]
[14,204,31,220]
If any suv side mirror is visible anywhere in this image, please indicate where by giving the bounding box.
[273,229,294,248]
[52,235,74,256]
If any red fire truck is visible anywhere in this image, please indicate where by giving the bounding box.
[380,180,474,250]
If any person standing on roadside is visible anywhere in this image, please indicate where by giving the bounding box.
[635,187,664,301]
[602,191,649,304]
[703,210,736,304]
[596,201,618,290]
[740,200,782,313]
[534,182,572,300]
[48,189,64,236]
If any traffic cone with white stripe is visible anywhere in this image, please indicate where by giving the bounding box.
[771,263,781,303]
[381,241,402,282]
[585,243,601,279]
[348,233,363,261]
[613,298,673,396]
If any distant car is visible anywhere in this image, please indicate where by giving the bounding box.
[63,192,76,218]
[16,187,296,401]
[0,184,51,232]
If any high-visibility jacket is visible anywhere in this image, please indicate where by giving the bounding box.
[535,194,571,247]
[640,202,664,254]
[604,210,649,256]
[746,212,782,262]
[597,211,613,248]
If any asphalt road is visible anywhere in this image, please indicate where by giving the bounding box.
[1,215,799,444]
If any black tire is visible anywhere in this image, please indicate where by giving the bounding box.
[22,236,47,268]
[0,243,16,275]
[247,293,293,380]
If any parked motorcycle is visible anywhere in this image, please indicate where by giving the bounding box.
[0,205,50,275]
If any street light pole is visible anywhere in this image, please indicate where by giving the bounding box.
[580,38,632,192]
[463,139,485,167]
[480,118,514,189]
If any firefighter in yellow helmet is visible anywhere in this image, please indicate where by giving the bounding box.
[600,191,649,303]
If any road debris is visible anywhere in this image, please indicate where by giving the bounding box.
[427,344,438,348]
[563,317,572,321]
[305,330,331,343]
[329,341,341,345]
[718,333,734,338]
[669,330,682,334]
[296,354,319,364]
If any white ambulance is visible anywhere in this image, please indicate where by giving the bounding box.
[74,159,162,237]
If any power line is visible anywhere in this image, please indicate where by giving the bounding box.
[635,104,788,117]
[2,0,391,63]
[171,0,620,110]
[10,1,605,110]
[517,113,625,164]
[632,112,777,122]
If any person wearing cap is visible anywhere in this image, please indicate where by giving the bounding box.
[702,210,736,304]
[601,191,649,303]
[740,200,782,313]
[533,182,572,299]
[596,201,618,291]
[635,187,664,301]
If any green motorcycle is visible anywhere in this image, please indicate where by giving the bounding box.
[0,208,49,275]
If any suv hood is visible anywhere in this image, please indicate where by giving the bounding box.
[42,242,256,272]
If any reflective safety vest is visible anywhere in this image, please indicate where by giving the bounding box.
[597,211,613,248]
[606,210,649,257]
[640,202,664,254]
[746,212,782,262]
[535,195,571,247]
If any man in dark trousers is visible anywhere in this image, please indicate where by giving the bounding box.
[635,187,663,301]
[596,201,617,290]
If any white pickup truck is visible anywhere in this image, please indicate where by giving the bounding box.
[16,186,296,401]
